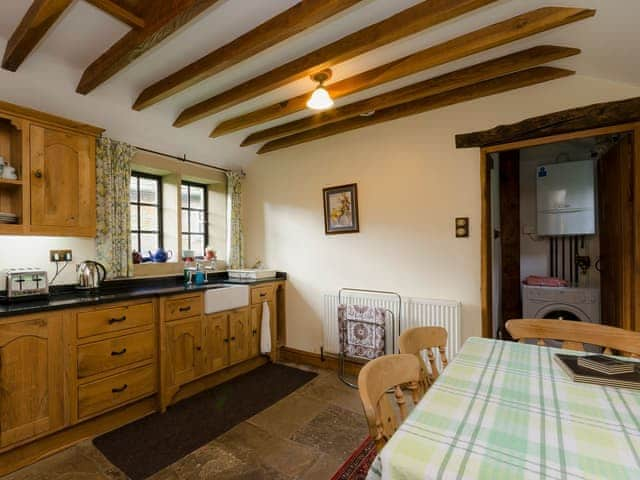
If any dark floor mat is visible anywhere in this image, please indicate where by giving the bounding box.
[93,363,317,479]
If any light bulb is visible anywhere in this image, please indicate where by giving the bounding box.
[306,86,334,110]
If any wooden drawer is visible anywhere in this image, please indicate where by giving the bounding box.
[78,365,155,419]
[165,295,202,321]
[251,284,274,305]
[77,330,154,379]
[77,302,153,339]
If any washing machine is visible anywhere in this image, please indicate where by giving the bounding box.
[522,285,600,324]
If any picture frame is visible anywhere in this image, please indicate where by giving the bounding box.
[323,183,359,234]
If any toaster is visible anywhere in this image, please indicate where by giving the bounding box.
[2,268,49,300]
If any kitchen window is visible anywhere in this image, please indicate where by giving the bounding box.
[181,181,208,256]
[130,172,163,254]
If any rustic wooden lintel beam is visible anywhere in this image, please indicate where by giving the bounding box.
[455,97,640,148]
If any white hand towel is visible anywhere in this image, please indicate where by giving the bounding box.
[260,301,271,354]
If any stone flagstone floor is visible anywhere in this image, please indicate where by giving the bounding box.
[2,364,368,480]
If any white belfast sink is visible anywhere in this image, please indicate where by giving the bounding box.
[204,284,249,314]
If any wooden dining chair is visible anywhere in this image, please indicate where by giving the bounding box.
[399,326,449,390]
[505,319,640,357]
[357,354,424,452]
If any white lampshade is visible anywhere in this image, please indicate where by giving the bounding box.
[306,86,334,110]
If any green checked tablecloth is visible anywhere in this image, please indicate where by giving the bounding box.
[366,337,640,480]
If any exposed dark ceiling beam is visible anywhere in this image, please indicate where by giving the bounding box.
[76,0,220,94]
[242,46,581,146]
[173,0,499,127]
[132,0,364,110]
[2,0,73,72]
[211,7,596,138]
[84,0,146,28]
[257,67,575,154]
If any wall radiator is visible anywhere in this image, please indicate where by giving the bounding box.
[322,293,462,359]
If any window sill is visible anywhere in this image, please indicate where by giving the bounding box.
[133,262,184,277]
[133,260,227,278]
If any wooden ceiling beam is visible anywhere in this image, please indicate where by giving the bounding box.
[257,67,575,154]
[133,0,364,111]
[456,97,640,148]
[173,0,499,127]
[212,7,596,138]
[76,0,220,95]
[84,0,145,28]
[242,46,580,146]
[2,0,73,72]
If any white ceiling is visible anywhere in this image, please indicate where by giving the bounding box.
[0,0,638,169]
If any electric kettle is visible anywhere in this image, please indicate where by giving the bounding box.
[76,260,107,290]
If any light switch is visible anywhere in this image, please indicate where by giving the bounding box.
[455,217,469,238]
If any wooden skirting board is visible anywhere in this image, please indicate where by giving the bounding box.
[170,356,269,406]
[279,346,365,378]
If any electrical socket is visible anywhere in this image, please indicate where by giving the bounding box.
[50,250,72,262]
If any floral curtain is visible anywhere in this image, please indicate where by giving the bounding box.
[96,137,136,278]
[226,171,245,269]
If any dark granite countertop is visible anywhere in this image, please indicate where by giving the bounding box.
[0,271,286,318]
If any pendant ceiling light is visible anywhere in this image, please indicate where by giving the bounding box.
[306,69,334,110]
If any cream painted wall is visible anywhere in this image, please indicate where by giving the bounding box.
[243,75,640,354]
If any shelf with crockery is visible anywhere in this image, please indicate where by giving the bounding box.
[0,116,26,234]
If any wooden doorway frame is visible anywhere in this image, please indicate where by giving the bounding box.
[480,122,640,338]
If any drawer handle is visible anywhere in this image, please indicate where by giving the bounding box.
[33,169,43,179]
[112,384,128,393]
[111,348,127,356]
[109,315,127,324]
[179,306,192,312]
[224,338,229,343]
[252,329,257,336]
[260,293,267,297]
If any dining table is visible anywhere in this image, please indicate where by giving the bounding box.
[366,337,640,479]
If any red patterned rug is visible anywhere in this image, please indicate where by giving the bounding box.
[331,437,377,480]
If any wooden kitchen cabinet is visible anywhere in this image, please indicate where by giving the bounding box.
[250,283,280,362]
[0,312,66,449]
[29,125,96,236]
[249,305,261,358]
[0,100,103,238]
[165,317,203,388]
[160,288,282,409]
[229,308,251,365]
[203,312,229,373]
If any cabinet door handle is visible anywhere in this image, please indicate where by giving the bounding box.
[33,169,43,179]
[109,315,127,324]
[112,384,128,393]
[224,338,229,343]
[111,348,127,356]
[230,336,236,341]
[179,306,191,312]
[196,346,202,351]
[252,329,257,335]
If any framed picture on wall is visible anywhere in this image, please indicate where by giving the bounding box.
[323,183,359,234]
